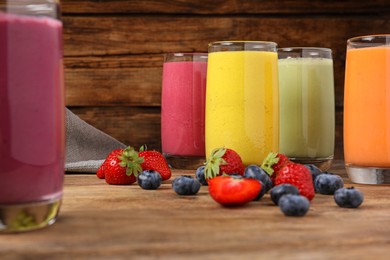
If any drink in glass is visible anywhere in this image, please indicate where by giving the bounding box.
[0,0,64,232]
[161,53,208,169]
[278,47,335,170]
[206,41,279,165]
[344,35,390,184]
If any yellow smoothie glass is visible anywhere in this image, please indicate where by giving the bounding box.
[206,41,279,165]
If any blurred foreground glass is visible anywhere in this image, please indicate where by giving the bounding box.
[161,53,208,169]
[0,0,64,232]
[278,47,335,171]
[344,35,390,184]
[206,41,279,165]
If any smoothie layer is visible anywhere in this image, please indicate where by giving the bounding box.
[0,12,64,204]
[279,58,335,159]
[161,61,207,156]
[206,51,279,165]
[344,46,390,167]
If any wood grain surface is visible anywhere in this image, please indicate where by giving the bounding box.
[1,161,389,259]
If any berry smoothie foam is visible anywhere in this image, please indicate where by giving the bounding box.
[161,61,207,157]
[0,12,65,204]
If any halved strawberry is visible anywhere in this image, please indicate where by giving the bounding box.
[208,175,262,206]
[204,147,245,180]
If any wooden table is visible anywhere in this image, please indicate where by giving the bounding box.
[1,161,389,259]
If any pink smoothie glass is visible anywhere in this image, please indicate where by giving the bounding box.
[161,53,208,169]
[0,0,64,232]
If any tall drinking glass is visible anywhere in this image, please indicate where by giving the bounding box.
[278,48,335,170]
[0,0,65,232]
[206,41,279,165]
[344,35,390,184]
[161,53,208,169]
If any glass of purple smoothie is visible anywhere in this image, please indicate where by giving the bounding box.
[161,53,208,169]
[0,0,64,232]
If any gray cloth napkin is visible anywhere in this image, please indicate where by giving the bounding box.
[65,108,126,173]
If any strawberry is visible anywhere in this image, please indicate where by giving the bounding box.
[139,146,171,181]
[204,147,245,180]
[96,164,106,179]
[96,148,122,179]
[261,152,291,183]
[208,175,262,206]
[104,147,143,185]
[275,163,315,201]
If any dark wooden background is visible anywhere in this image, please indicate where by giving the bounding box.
[62,0,390,160]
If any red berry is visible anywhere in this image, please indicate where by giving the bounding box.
[261,152,291,183]
[204,147,245,180]
[104,147,143,185]
[139,148,171,181]
[275,163,315,201]
[208,175,262,206]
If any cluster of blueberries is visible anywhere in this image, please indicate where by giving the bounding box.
[136,164,364,217]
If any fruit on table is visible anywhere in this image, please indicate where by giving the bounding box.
[204,147,245,180]
[208,175,262,206]
[172,176,201,195]
[315,174,344,195]
[275,163,315,201]
[270,184,300,205]
[137,170,162,190]
[139,146,171,181]
[195,166,208,186]
[279,194,310,217]
[261,152,291,184]
[244,164,273,192]
[334,187,364,208]
[96,146,171,184]
[103,147,142,185]
[304,164,323,184]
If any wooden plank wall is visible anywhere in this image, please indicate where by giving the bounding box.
[62,0,390,160]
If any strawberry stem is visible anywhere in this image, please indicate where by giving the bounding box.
[117,146,144,176]
[204,147,227,180]
[261,152,279,176]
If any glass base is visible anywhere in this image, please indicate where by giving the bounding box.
[289,157,333,171]
[0,199,61,233]
[164,154,205,170]
[345,164,390,184]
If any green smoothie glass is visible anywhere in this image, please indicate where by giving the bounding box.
[278,47,335,170]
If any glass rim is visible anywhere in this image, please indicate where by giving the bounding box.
[208,40,277,53]
[209,40,277,47]
[278,47,332,59]
[165,52,208,56]
[347,34,390,48]
[278,47,332,53]
[164,52,208,62]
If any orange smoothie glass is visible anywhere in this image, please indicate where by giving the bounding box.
[206,41,279,165]
[344,35,390,184]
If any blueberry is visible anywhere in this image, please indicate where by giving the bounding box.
[172,175,201,195]
[334,187,364,208]
[244,164,273,192]
[137,170,162,190]
[195,166,208,186]
[279,194,310,217]
[270,184,300,205]
[304,164,323,184]
[315,173,344,195]
[253,180,266,201]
